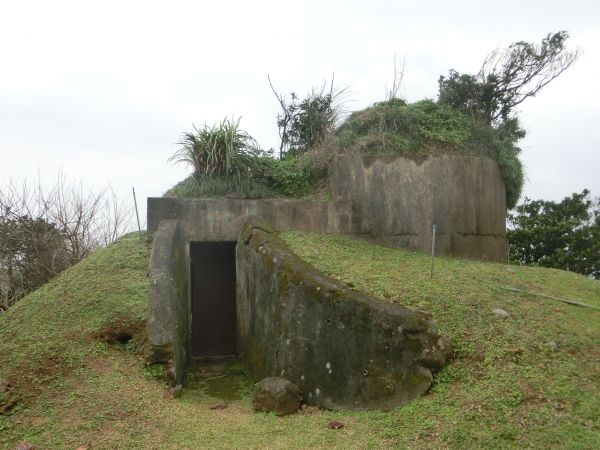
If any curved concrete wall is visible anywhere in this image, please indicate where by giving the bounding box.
[236,218,452,410]
[330,154,507,261]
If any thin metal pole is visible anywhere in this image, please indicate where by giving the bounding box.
[132,187,142,241]
[430,223,437,278]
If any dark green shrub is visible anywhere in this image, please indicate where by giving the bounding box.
[251,155,319,198]
[508,190,600,279]
[270,157,316,197]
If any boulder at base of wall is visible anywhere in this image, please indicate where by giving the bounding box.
[252,377,302,416]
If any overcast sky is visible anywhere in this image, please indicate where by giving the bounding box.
[1,0,598,226]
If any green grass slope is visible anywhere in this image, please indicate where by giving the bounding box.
[1,233,599,449]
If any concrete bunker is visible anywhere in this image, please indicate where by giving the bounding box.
[146,154,507,409]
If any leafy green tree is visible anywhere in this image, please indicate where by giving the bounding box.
[507,190,600,279]
[438,31,579,126]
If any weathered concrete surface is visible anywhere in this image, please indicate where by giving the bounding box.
[330,154,507,261]
[147,197,354,242]
[236,218,452,410]
[148,155,507,262]
[146,219,189,385]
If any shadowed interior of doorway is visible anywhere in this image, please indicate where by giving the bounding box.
[190,241,237,358]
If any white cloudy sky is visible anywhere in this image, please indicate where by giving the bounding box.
[1,0,598,225]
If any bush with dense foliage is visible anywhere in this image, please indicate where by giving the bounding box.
[0,215,70,309]
[508,190,600,279]
[165,154,323,200]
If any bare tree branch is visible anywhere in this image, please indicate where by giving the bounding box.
[0,174,134,310]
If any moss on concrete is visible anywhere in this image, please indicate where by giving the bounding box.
[236,218,451,410]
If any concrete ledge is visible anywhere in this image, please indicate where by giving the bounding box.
[236,217,452,410]
[147,197,354,241]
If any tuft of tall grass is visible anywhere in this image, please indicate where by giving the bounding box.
[169,117,260,178]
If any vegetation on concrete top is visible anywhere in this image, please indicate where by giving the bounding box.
[336,98,525,208]
[166,31,577,209]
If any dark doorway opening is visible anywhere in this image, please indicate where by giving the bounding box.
[190,241,237,358]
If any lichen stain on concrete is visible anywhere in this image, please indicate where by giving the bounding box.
[236,218,452,410]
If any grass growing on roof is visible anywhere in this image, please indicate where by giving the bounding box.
[1,232,599,448]
[163,175,282,199]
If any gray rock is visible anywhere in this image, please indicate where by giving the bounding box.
[544,341,559,351]
[170,384,183,398]
[252,377,301,416]
[15,442,35,450]
[492,308,510,318]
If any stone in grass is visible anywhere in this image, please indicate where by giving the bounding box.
[170,384,183,398]
[492,308,510,318]
[14,443,35,450]
[0,379,10,393]
[252,377,302,416]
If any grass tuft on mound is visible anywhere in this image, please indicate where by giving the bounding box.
[1,232,599,449]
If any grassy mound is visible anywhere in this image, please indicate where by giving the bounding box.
[281,232,600,447]
[336,99,524,208]
[1,232,599,448]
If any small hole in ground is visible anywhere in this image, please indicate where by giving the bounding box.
[115,333,132,344]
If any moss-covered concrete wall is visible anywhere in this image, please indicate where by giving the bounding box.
[236,218,452,410]
[146,219,189,385]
